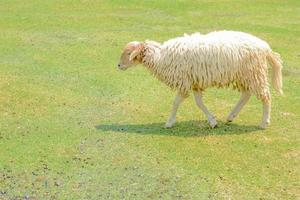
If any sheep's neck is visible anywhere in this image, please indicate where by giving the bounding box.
[142,43,189,95]
[142,44,166,83]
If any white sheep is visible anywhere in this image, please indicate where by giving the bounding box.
[117,31,283,129]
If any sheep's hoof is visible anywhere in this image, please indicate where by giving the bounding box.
[259,120,270,129]
[165,121,175,128]
[164,124,173,128]
[165,118,176,128]
[226,119,233,123]
[226,114,235,123]
[259,123,267,129]
[210,123,218,128]
[208,118,218,128]
[259,124,266,129]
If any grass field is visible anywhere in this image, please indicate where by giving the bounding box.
[1,0,300,199]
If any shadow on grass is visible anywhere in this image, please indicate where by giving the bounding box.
[95,120,260,137]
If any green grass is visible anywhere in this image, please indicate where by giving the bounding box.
[1,0,300,199]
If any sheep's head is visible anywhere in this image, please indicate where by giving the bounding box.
[118,42,144,70]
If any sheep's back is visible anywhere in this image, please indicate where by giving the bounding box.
[158,31,271,90]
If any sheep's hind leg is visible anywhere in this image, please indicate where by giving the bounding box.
[165,92,184,128]
[193,91,218,128]
[260,95,271,129]
[226,91,251,123]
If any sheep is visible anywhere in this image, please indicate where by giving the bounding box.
[117,31,283,129]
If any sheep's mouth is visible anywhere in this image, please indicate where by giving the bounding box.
[117,64,127,70]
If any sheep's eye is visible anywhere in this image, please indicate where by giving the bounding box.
[127,52,131,55]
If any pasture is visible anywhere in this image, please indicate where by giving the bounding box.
[0,0,299,199]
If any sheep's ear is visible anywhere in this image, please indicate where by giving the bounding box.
[129,49,140,61]
[129,43,143,61]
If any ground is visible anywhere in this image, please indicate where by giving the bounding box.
[0,0,300,199]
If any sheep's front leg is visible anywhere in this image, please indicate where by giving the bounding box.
[193,91,218,128]
[227,91,251,122]
[165,92,184,128]
[260,98,271,129]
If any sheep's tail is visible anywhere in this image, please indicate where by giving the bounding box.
[267,51,283,95]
